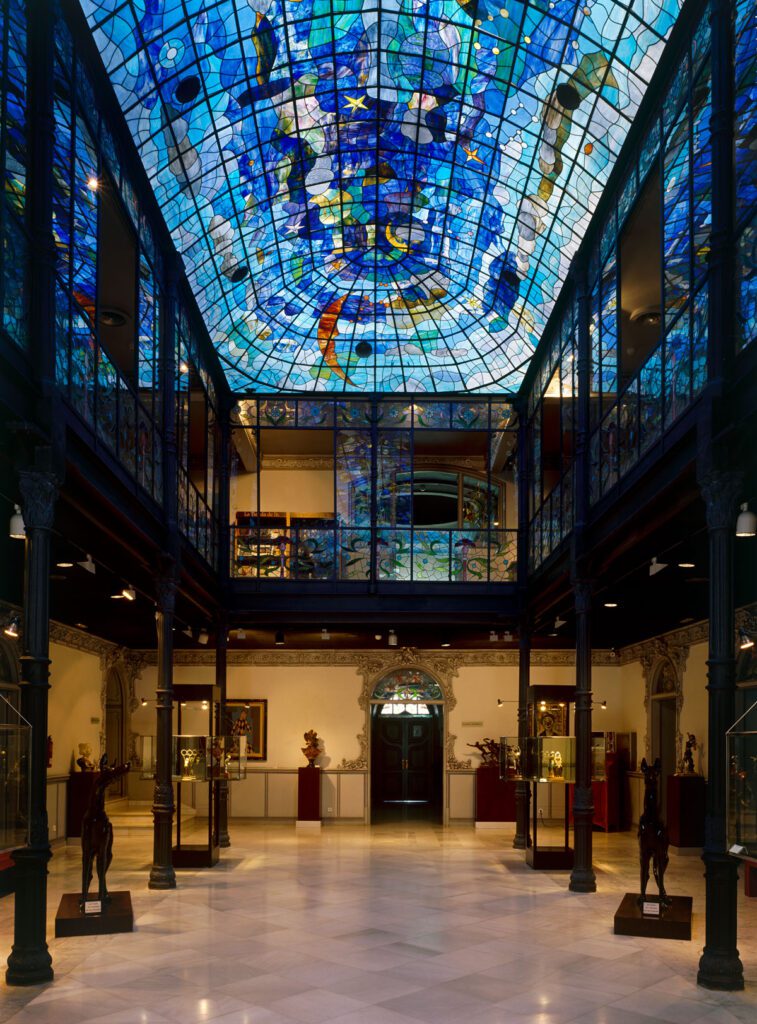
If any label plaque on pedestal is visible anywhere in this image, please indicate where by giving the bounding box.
[55,891,134,937]
[614,892,692,940]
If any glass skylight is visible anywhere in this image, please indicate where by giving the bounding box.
[82,0,682,393]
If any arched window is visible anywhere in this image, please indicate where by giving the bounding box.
[372,668,442,717]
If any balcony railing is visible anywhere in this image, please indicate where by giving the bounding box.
[178,466,217,567]
[231,526,517,583]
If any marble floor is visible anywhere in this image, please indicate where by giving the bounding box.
[1,821,756,1024]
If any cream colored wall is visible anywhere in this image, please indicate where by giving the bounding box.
[231,468,335,518]
[48,641,103,775]
[679,643,709,775]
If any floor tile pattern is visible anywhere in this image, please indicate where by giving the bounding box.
[1,823,755,1023]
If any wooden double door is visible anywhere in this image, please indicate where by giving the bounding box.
[371,707,443,823]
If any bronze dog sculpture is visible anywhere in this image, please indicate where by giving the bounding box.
[80,754,130,907]
[638,757,669,906]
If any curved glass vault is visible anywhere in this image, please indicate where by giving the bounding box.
[82,0,683,393]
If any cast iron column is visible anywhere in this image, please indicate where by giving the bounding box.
[216,611,230,847]
[697,469,744,990]
[6,469,58,985]
[513,617,531,849]
[569,578,596,893]
[149,566,177,890]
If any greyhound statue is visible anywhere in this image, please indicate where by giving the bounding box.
[80,754,130,907]
[638,757,670,907]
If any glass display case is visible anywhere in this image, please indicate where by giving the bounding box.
[208,735,247,781]
[173,735,209,782]
[590,732,636,832]
[524,736,576,783]
[727,699,757,861]
[498,737,523,781]
[173,685,221,868]
[0,721,30,852]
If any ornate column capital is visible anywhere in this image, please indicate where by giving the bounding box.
[698,469,743,532]
[18,470,58,531]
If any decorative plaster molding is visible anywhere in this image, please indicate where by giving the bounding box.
[634,635,690,767]
[99,647,147,762]
[49,621,118,659]
[139,647,619,667]
[619,621,708,665]
[261,456,333,470]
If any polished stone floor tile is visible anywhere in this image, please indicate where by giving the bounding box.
[0,822,756,1024]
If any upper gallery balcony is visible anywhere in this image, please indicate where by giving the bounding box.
[229,397,518,588]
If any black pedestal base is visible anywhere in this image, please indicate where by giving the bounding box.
[614,893,692,940]
[55,892,134,937]
[172,844,220,868]
[526,846,574,870]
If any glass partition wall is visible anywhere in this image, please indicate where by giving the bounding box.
[230,398,517,584]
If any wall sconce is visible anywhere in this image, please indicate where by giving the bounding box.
[736,503,756,537]
[593,700,608,710]
[3,615,20,639]
[9,505,25,540]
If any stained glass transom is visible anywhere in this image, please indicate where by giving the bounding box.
[371,669,442,701]
[82,1,682,393]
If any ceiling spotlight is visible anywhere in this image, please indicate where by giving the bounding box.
[274,629,285,646]
[77,553,96,574]
[75,622,88,630]
[198,627,209,646]
[374,633,382,641]
[441,641,451,648]
[3,615,20,639]
[9,505,25,540]
[122,584,136,601]
[182,625,193,639]
[56,560,74,568]
[739,629,754,651]
[489,630,499,642]
[388,628,398,648]
[678,561,695,569]
[110,589,124,600]
[736,503,756,537]
[236,628,247,640]
[321,628,331,641]
[604,601,618,609]
[649,556,668,577]
[554,616,566,630]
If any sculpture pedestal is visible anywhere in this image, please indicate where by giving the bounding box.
[297,766,321,823]
[55,891,133,937]
[475,764,516,826]
[613,893,692,940]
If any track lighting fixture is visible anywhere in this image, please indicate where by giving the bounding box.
[649,556,667,577]
[503,631,513,642]
[236,628,247,640]
[489,630,498,642]
[77,553,96,574]
[122,584,136,601]
[592,700,608,710]
[554,616,566,630]
[9,505,25,540]
[739,629,754,651]
[197,627,209,645]
[321,628,331,641]
[497,698,517,707]
[736,503,756,537]
[274,629,285,646]
[3,615,20,639]
[182,625,193,639]
[140,696,148,707]
[388,628,398,648]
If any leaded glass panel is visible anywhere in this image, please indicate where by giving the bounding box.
[372,670,442,702]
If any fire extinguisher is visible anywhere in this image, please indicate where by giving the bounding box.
[46,735,53,768]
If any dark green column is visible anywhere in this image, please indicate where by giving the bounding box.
[569,579,596,893]
[216,612,230,848]
[148,566,177,890]
[697,469,744,990]
[513,618,531,849]
[6,469,58,985]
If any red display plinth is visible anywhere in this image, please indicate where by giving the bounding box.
[667,774,706,847]
[475,764,516,821]
[298,766,321,821]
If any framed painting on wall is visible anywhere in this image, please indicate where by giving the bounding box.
[532,702,568,738]
[222,700,267,760]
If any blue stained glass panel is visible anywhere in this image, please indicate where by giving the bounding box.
[81,0,683,393]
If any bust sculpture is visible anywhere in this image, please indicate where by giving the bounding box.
[302,729,320,766]
[76,743,96,772]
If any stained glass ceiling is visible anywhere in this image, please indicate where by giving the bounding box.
[82,0,682,393]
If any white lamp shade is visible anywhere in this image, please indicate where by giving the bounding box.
[736,504,756,537]
[9,505,25,539]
